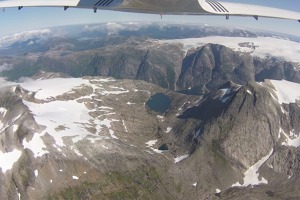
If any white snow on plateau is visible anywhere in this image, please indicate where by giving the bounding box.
[0,149,22,173]
[21,78,90,100]
[23,100,91,147]
[19,77,128,157]
[269,80,300,104]
[232,148,273,187]
[161,36,300,63]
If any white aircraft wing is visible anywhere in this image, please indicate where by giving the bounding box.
[199,0,300,21]
[0,0,299,22]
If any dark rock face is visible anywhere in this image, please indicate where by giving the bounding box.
[175,80,300,199]
[177,44,254,92]
[82,45,181,90]
[254,57,300,83]
[179,81,278,167]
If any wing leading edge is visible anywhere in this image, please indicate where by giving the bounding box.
[0,0,299,22]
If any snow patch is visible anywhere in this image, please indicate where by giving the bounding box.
[0,107,7,116]
[232,148,273,187]
[268,164,273,169]
[122,120,128,132]
[34,169,38,177]
[165,127,172,133]
[145,140,157,147]
[219,88,231,103]
[23,132,49,158]
[270,80,300,104]
[194,128,202,139]
[12,125,18,132]
[71,147,83,157]
[174,154,189,163]
[280,127,300,147]
[0,149,22,173]
[145,139,165,154]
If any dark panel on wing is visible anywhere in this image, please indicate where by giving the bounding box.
[78,0,122,7]
[206,0,228,13]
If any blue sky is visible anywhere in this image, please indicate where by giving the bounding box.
[0,0,300,36]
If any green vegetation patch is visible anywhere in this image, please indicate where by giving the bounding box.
[48,166,165,200]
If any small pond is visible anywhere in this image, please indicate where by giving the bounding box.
[146,93,171,114]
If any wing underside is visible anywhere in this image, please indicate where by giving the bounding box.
[0,0,299,21]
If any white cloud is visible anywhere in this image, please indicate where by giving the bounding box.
[0,29,52,48]
[0,63,13,73]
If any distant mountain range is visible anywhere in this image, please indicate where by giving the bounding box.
[0,22,300,94]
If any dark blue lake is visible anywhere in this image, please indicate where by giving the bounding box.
[146,93,171,113]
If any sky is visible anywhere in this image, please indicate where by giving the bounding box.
[0,0,300,36]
